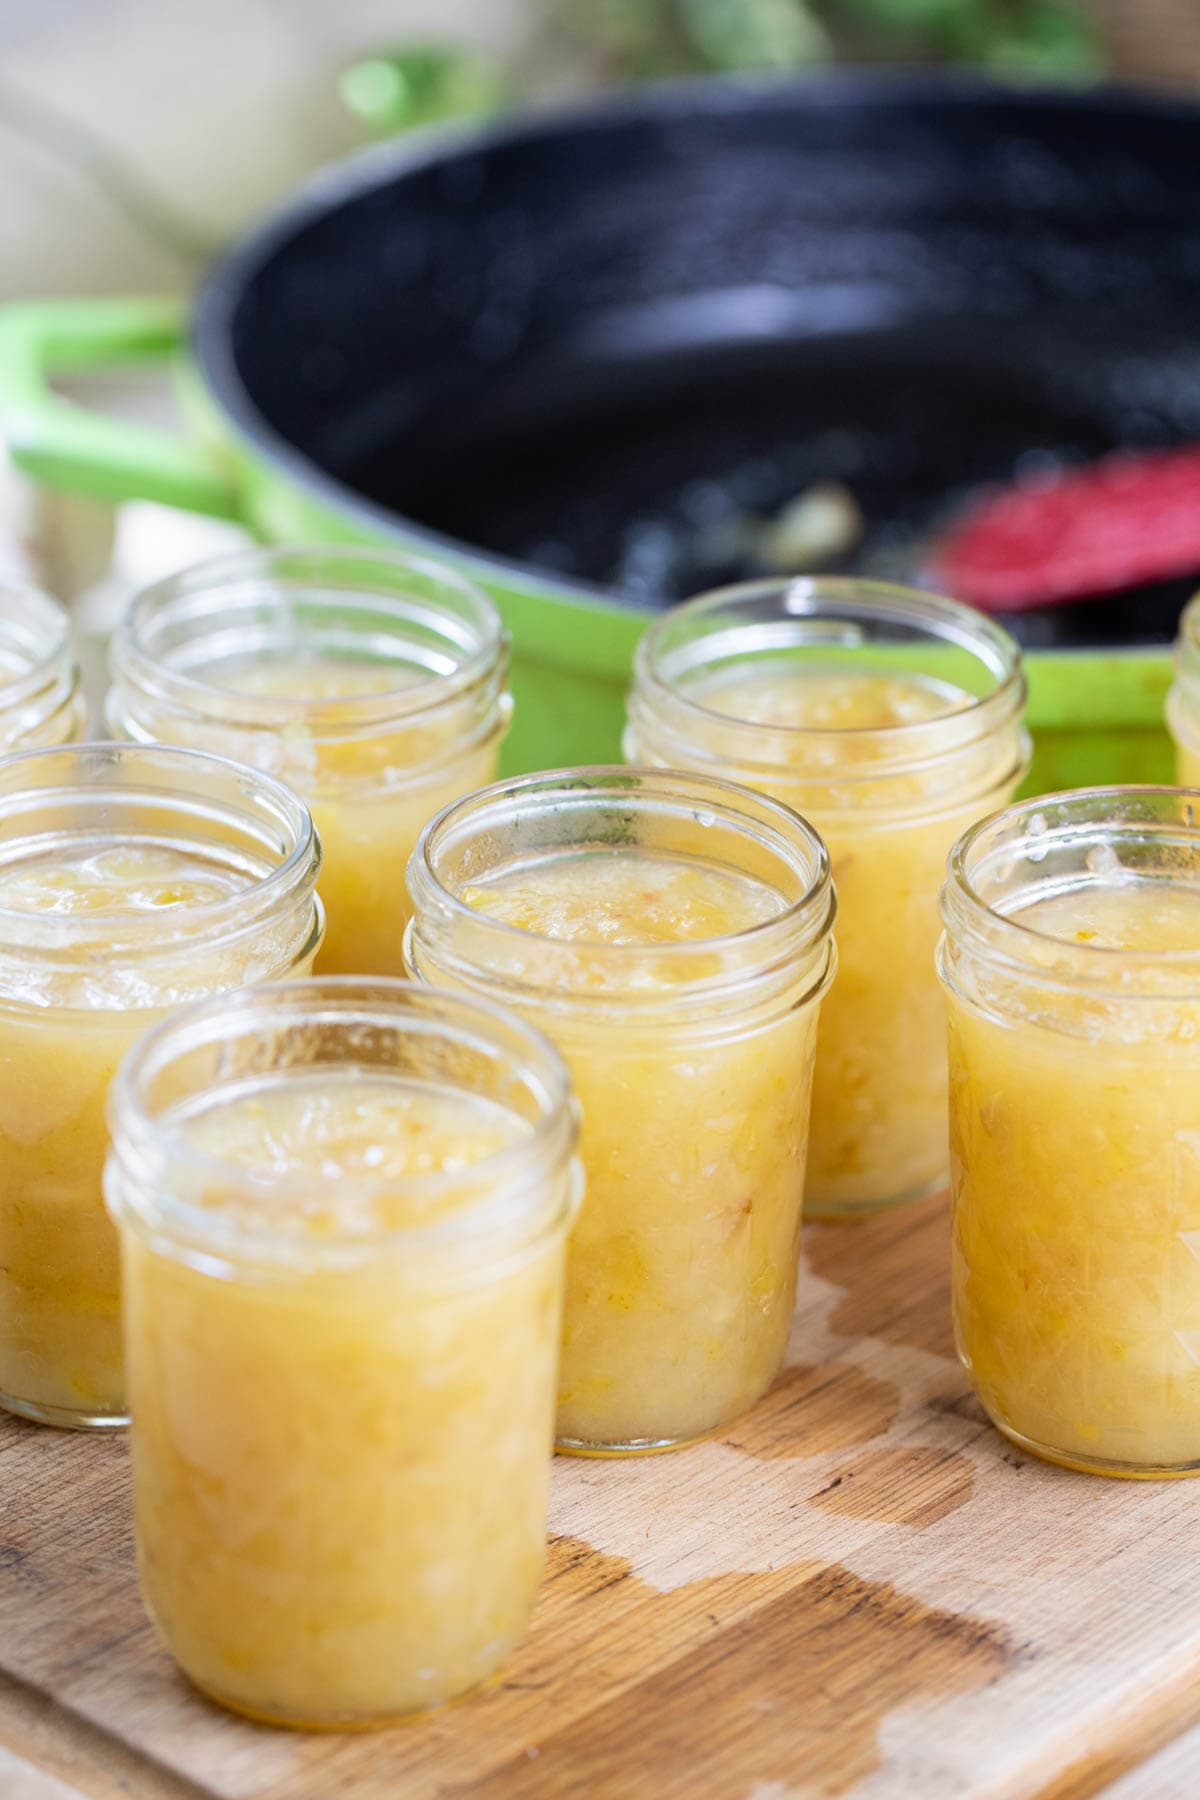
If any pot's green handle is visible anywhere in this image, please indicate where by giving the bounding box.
[0,296,240,519]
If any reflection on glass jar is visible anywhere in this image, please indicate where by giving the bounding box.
[0,744,322,1429]
[107,545,510,976]
[939,788,1200,1478]
[106,979,579,1727]
[406,767,836,1454]
[1169,592,1200,786]
[0,581,85,749]
[626,578,1028,1218]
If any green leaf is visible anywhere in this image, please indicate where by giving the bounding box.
[339,47,508,137]
[680,0,831,69]
[944,0,1104,78]
[835,0,978,33]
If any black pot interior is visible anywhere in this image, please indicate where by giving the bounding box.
[199,79,1200,649]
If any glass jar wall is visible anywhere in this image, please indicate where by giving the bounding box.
[108,545,510,976]
[0,743,322,1428]
[0,580,85,749]
[627,578,1027,1217]
[939,787,1200,1477]
[106,979,579,1726]
[406,767,836,1453]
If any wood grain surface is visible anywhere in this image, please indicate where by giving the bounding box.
[1,1191,1197,1800]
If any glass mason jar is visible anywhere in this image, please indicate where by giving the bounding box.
[939,788,1200,1478]
[0,743,322,1430]
[406,767,836,1454]
[0,580,86,749]
[107,545,510,978]
[1168,592,1200,784]
[627,578,1028,1218]
[106,978,580,1728]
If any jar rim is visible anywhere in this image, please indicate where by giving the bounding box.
[112,543,506,738]
[941,785,1200,998]
[0,580,81,727]
[632,576,1026,771]
[407,764,837,1012]
[106,977,580,1264]
[0,741,321,965]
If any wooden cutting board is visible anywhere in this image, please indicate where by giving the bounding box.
[2,1191,1199,1800]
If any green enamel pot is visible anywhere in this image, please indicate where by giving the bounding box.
[1,76,1196,788]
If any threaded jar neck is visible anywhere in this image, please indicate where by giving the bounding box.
[406,765,837,1030]
[628,576,1027,820]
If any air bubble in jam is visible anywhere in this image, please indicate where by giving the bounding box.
[1025,812,1049,864]
[1085,843,1122,879]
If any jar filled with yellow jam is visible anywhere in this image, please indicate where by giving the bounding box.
[107,545,510,977]
[105,979,579,1727]
[626,579,1028,1217]
[406,767,836,1453]
[0,744,322,1429]
[0,580,85,749]
[1169,592,1200,784]
[939,788,1200,1478]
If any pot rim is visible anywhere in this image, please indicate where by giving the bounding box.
[192,70,1200,638]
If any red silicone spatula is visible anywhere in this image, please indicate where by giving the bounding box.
[930,444,1200,613]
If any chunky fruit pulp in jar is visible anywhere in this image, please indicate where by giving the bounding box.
[950,883,1200,1474]
[0,844,294,1425]
[454,849,819,1450]
[123,1073,565,1725]
[220,657,499,978]
[686,666,1016,1214]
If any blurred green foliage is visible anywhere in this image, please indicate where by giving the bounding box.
[543,0,1104,82]
[341,0,1105,140]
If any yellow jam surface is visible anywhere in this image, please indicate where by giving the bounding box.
[0,841,303,1427]
[645,667,1012,1216]
[0,842,270,1012]
[178,1072,531,1235]
[224,655,422,703]
[148,654,497,980]
[125,1071,566,1724]
[0,842,250,918]
[463,847,783,988]
[695,665,971,734]
[951,879,1200,1473]
[441,848,818,1449]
